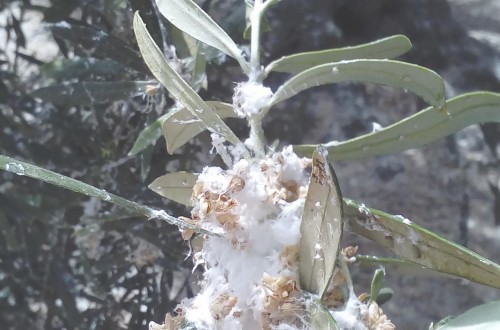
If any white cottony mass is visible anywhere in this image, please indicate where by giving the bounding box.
[177,146,312,329]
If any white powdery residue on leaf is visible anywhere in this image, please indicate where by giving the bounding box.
[407,228,420,244]
[394,214,411,225]
[233,82,273,117]
[324,140,340,147]
[356,215,391,237]
[358,203,371,215]
[172,118,202,124]
[6,162,25,175]
[371,122,383,132]
[395,235,405,245]
[148,209,169,220]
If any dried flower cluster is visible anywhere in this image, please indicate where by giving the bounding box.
[361,302,395,330]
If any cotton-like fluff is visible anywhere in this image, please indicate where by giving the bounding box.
[160,147,313,329]
[233,82,273,118]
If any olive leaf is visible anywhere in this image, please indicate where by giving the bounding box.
[149,172,198,206]
[155,0,249,73]
[40,58,125,80]
[32,81,152,106]
[343,198,500,288]
[265,35,412,75]
[133,12,240,146]
[0,155,215,235]
[431,301,500,330]
[294,92,500,161]
[269,60,445,110]
[129,112,169,156]
[369,268,384,303]
[163,101,238,154]
[299,147,343,297]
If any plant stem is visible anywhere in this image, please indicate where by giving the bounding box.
[245,0,267,155]
[249,115,266,156]
[250,0,263,81]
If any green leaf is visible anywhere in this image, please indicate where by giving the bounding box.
[166,22,199,59]
[294,92,500,161]
[369,268,384,304]
[155,0,249,73]
[149,172,198,206]
[310,299,340,330]
[265,35,412,75]
[163,101,238,154]
[129,113,169,156]
[32,81,152,106]
[191,44,208,90]
[0,155,216,236]
[375,287,394,306]
[133,12,241,146]
[269,59,445,110]
[432,301,500,329]
[40,58,125,80]
[49,22,147,73]
[343,198,500,288]
[299,147,344,297]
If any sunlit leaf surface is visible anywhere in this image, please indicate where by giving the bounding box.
[344,198,500,288]
[299,147,343,297]
[294,92,500,161]
[266,35,412,75]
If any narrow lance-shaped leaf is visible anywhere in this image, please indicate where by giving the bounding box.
[149,172,198,206]
[41,58,125,80]
[129,112,170,156]
[299,147,344,297]
[343,198,500,288]
[32,81,153,106]
[0,155,216,236]
[133,12,240,146]
[130,102,237,156]
[265,35,412,75]
[269,59,445,110]
[369,268,384,303]
[164,101,238,154]
[294,92,500,160]
[155,0,249,73]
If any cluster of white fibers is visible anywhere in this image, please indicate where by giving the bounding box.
[233,82,273,118]
[178,146,313,329]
